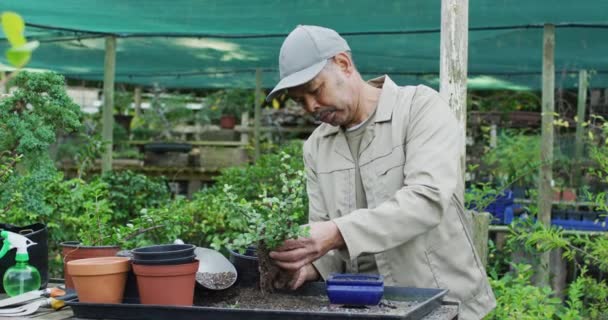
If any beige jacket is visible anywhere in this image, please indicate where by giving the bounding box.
[304,76,496,320]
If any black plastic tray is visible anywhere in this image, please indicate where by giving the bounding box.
[67,282,448,320]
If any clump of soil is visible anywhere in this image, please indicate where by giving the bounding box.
[195,287,418,316]
[196,271,237,289]
[257,241,291,293]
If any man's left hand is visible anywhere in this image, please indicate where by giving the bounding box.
[269,220,345,271]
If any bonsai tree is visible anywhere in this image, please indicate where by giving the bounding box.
[0,71,82,221]
[228,152,308,294]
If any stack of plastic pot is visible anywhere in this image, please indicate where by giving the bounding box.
[131,244,199,306]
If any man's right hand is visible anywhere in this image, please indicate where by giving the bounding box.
[288,263,320,290]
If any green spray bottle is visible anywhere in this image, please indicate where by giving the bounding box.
[0,230,41,296]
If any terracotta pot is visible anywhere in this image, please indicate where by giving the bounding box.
[219,115,236,129]
[60,242,120,289]
[68,257,130,304]
[133,260,199,306]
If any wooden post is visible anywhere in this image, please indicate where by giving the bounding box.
[101,36,117,173]
[254,69,262,162]
[574,70,588,189]
[472,211,491,267]
[134,86,142,117]
[240,111,249,145]
[0,72,6,93]
[440,0,468,178]
[490,124,497,148]
[537,24,555,288]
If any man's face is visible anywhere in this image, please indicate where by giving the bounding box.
[287,63,356,127]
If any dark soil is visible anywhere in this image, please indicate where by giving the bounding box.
[196,271,237,290]
[257,241,290,293]
[195,287,418,316]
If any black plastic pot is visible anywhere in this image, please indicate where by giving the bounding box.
[0,223,48,293]
[132,254,196,266]
[228,247,258,287]
[143,142,192,154]
[116,250,139,304]
[131,244,195,261]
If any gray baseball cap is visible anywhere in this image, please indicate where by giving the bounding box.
[266,25,350,101]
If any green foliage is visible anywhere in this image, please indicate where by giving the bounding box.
[488,263,561,319]
[74,179,115,246]
[482,130,541,187]
[208,89,254,116]
[464,166,501,212]
[0,71,82,219]
[178,187,249,251]
[99,170,171,223]
[469,91,540,113]
[0,72,81,163]
[217,140,306,202]
[112,199,192,249]
[114,90,133,115]
[227,155,309,251]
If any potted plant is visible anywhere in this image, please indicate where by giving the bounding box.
[210,89,254,129]
[227,152,308,294]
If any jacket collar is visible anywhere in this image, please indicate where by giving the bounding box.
[319,75,398,137]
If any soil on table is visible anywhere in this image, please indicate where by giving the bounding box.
[195,287,418,316]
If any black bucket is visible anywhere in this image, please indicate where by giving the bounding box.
[0,223,49,292]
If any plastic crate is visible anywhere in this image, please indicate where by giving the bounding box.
[551,210,608,231]
[482,190,515,224]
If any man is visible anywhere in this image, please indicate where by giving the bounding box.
[266,25,496,320]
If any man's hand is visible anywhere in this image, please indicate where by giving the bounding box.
[269,221,345,271]
[286,263,320,290]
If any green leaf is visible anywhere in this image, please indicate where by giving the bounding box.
[1,12,26,47]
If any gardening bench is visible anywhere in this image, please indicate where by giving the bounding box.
[5,281,459,319]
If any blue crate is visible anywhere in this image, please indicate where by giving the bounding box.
[482,190,515,224]
[551,210,608,231]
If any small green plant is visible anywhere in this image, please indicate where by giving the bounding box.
[99,170,171,223]
[465,165,501,213]
[209,89,254,117]
[482,130,541,188]
[228,152,309,294]
[487,263,561,319]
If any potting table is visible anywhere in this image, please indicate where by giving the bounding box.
[18,303,458,320]
[3,282,459,320]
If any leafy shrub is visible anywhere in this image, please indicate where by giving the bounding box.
[99,170,171,223]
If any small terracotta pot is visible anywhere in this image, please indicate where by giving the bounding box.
[68,257,130,304]
[220,115,236,129]
[60,242,120,289]
[133,260,199,306]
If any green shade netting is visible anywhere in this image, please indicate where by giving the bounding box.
[0,0,607,90]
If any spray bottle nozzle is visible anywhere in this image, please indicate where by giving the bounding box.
[0,230,37,262]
